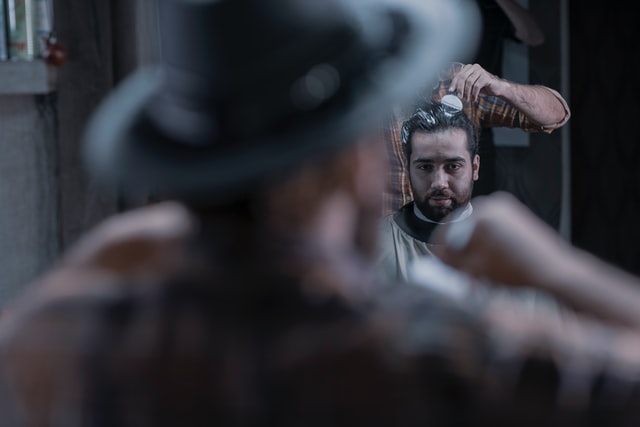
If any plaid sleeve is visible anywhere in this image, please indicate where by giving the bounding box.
[476,89,570,134]
[382,111,413,216]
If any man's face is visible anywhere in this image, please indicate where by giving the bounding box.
[408,128,479,221]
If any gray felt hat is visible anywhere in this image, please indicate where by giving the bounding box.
[83,0,479,200]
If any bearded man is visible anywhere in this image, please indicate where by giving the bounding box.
[378,101,479,282]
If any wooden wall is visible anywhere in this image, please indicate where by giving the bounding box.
[0,0,150,307]
[0,94,58,303]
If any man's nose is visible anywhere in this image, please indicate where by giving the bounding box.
[430,168,448,188]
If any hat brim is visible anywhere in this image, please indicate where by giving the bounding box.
[83,0,480,200]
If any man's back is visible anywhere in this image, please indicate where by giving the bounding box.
[2,217,640,427]
[0,245,484,426]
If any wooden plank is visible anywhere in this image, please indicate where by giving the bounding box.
[55,0,120,249]
[0,94,59,304]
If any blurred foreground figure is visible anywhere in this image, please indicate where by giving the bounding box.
[430,191,640,330]
[2,1,640,426]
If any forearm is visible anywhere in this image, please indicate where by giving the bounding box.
[538,247,640,329]
[433,193,640,329]
[492,79,570,128]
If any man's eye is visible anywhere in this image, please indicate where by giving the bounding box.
[447,164,462,171]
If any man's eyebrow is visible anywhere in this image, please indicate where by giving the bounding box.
[446,156,467,163]
[412,155,467,163]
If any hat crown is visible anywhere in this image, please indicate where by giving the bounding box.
[84,0,481,200]
[153,0,375,144]
[158,0,359,97]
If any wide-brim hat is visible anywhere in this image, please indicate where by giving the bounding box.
[83,0,480,201]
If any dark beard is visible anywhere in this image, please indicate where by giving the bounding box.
[416,198,460,222]
[414,187,472,222]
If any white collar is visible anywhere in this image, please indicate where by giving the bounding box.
[413,202,473,224]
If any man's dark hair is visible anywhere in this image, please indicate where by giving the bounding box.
[400,101,478,160]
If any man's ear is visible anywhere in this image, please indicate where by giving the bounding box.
[472,154,480,181]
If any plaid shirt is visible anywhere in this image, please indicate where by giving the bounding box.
[382,84,570,215]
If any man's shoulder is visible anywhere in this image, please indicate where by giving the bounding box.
[379,205,407,230]
[379,209,399,227]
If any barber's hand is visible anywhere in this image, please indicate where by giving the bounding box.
[448,63,508,102]
[62,201,195,278]
[430,192,574,288]
[3,201,196,314]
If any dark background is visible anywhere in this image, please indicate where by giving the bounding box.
[493,2,640,277]
[53,1,640,275]
[568,4,640,275]
[56,0,640,274]
[2,0,633,306]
